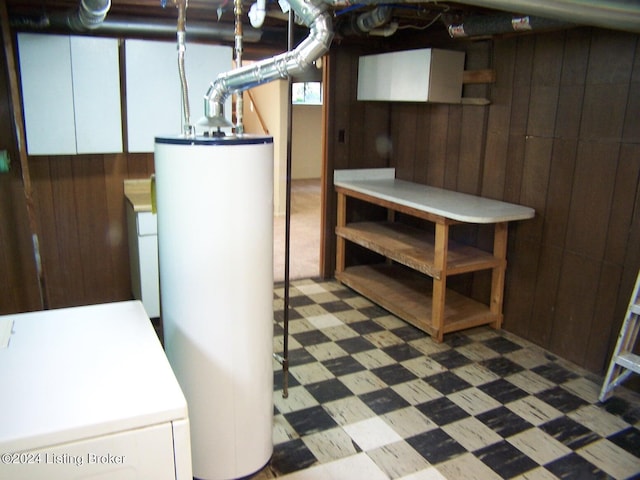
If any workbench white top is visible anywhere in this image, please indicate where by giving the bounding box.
[334,168,535,223]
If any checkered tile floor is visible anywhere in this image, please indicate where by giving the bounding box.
[252,278,640,480]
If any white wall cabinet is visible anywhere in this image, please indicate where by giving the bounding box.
[17,33,123,155]
[125,39,232,152]
[357,48,465,103]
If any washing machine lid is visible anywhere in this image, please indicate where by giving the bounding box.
[0,301,188,453]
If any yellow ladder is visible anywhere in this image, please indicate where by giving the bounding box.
[599,269,640,402]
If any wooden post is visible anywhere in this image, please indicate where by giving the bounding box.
[432,221,449,341]
[490,222,508,328]
[335,192,346,274]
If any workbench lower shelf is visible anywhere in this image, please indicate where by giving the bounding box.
[336,263,500,337]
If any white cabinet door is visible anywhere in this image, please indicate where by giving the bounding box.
[185,42,233,132]
[357,48,465,103]
[125,39,232,152]
[125,39,181,153]
[17,33,123,155]
[71,36,123,154]
[18,33,76,155]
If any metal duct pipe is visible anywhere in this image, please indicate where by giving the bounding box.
[10,14,263,43]
[200,0,333,129]
[326,0,640,33]
[358,6,393,32]
[448,14,573,37]
[447,0,640,34]
[98,15,262,42]
[67,0,111,31]
[339,5,392,36]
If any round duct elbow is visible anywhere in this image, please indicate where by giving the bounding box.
[67,0,111,31]
[339,6,392,36]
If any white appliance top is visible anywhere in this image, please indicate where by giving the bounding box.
[334,168,535,224]
[0,301,187,453]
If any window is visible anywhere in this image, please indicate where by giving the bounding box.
[292,82,322,105]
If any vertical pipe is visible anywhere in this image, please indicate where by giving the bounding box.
[176,0,193,136]
[282,7,295,399]
[234,0,244,134]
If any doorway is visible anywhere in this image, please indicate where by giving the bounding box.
[242,76,324,282]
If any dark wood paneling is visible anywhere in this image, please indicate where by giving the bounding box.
[443,106,463,191]
[0,172,41,313]
[519,136,553,241]
[527,244,563,345]
[565,142,618,259]
[457,106,486,195]
[104,154,133,301]
[502,235,539,337]
[541,138,577,247]
[0,20,40,314]
[588,263,624,372]
[323,27,640,376]
[424,105,450,188]
[550,252,601,364]
[391,104,419,181]
[19,154,154,310]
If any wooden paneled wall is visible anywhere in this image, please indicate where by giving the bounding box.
[26,153,155,309]
[2,20,638,376]
[0,21,158,313]
[1,151,155,313]
[323,27,640,374]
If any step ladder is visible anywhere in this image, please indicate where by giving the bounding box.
[599,269,640,402]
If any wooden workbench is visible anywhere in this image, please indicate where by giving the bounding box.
[334,168,535,342]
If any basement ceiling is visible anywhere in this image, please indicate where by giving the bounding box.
[5,1,640,60]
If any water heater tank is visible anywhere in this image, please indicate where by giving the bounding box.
[154,135,274,480]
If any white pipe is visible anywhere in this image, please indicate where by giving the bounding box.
[249,0,267,28]
[176,0,194,137]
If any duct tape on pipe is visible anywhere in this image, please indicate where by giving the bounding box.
[448,24,466,37]
[512,16,532,31]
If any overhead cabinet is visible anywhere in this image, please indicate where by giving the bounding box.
[357,48,465,103]
[17,33,123,155]
[125,40,232,152]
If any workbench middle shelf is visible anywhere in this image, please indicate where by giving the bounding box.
[336,221,502,280]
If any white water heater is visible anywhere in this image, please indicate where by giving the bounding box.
[154,135,274,480]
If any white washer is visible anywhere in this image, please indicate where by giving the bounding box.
[0,301,192,480]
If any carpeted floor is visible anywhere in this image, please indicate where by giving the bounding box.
[274,179,321,282]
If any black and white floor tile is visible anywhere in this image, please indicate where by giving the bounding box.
[254,278,640,480]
